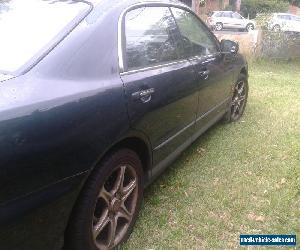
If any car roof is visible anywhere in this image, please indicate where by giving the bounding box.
[88,0,185,6]
[274,13,300,17]
[275,13,293,16]
[214,11,233,13]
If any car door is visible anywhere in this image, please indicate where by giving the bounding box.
[284,15,293,31]
[278,15,290,31]
[222,12,234,29]
[171,7,233,139]
[120,6,198,175]
[232,12,245,29]
[290,15,300,32]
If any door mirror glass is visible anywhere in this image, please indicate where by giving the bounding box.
[220,39,239,54]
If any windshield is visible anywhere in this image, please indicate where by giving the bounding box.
[0,0,91,75]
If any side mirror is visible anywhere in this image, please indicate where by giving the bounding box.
[220,39,239,55]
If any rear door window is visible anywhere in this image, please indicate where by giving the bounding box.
[125,7,180,71]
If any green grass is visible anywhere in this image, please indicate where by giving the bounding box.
[123,59,300,250]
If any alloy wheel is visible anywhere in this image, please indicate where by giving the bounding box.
[247,24,254,31]
[92,165,138,249]
[273,25,280,32]
[231,80,247,120]
[215,23,223,31]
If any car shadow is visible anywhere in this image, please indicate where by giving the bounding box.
[143,120,225,199]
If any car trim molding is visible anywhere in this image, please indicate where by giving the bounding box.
[154,97,230,151]
[120,59,189,76]
[196,97,230,123]
[154,120,194,151]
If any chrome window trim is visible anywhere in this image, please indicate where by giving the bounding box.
[188,52,221,62]
[154,120,194,150]
[120,59,189,76]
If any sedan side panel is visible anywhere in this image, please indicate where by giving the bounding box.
[0,75,128,204]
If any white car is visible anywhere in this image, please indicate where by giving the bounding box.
[207,11,256,32]
[268,13,300,33]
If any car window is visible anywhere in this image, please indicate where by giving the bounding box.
[171,7,218,58]
[125,7,180,71]
[0,0,90,75]
[222,12,232,18]
[214,12,222,17]
[279,15,291,20]
[232,12,243,19]
[291,15,300,21]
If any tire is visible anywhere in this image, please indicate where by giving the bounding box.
[273,24,281,32]
[246,23,254,32]
[215,22,223,31]
[65,149,144,250]
[223,73,248,123]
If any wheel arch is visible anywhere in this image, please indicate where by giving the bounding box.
[63,132,152,245]
[103,135,152,182]
[64,132,151,249]
[87,131,153,186]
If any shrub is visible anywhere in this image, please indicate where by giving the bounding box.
[240,0,289,19]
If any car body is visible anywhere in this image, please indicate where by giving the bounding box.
[0,0,248,249]
[267,13,300,32]
[207,11,256,31]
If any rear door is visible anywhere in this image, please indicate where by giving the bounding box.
[120,6,198,175]
[278,14,290,31]
[171,7,233,138]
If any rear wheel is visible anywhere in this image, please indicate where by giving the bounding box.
[65,149,143,250]
[215,22,223,31]
[223,73,248,123]
[273,24,281,32]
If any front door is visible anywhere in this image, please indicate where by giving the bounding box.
[120,6,198,176]
[171,7,233,137]
[232,12,245,29]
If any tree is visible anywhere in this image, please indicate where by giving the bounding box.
[240,0,289,19]
[289,0,300,7]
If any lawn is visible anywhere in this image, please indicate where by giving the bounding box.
[123,59,300,250]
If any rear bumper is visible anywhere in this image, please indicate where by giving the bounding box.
[0,172,88,250]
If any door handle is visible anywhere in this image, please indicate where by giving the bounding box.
[198,69,210,80]
[132,88,155,103]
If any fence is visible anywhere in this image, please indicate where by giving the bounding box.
[214,30,300,60]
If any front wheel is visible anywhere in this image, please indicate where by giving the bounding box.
[246,23,254,32]
[65,149,143,250]
[223,73,248,123]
